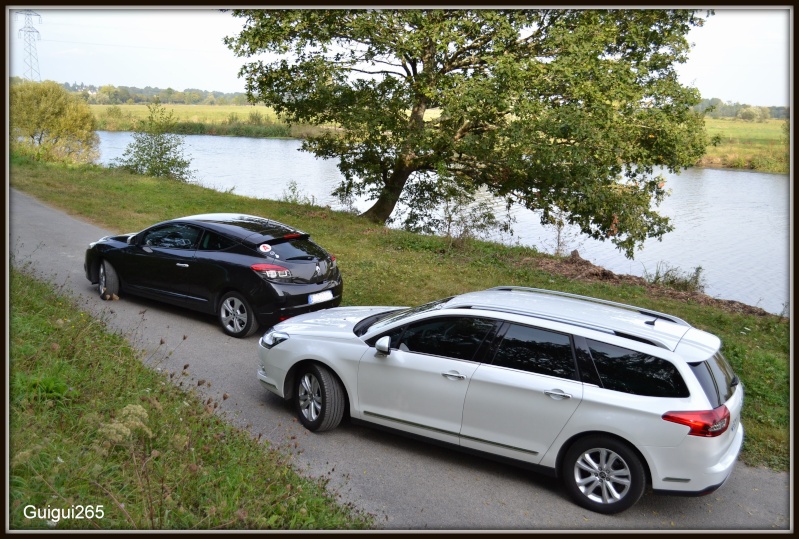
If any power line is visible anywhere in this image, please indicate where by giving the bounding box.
[15,9,42,82]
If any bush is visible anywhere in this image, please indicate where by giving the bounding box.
[643,262,705,293]
[9,80,99,164]
[111,103,195,182]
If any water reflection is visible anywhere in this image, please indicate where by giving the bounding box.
[96,131,789,314]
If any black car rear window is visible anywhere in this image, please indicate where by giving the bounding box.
[586,339,690,398]
[266,239,329,261]
[688,352,737,407]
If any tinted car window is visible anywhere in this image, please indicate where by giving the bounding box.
[199,231,236,251]
[493,324,578,380]
[689,351,737,407]
[393,317,495,361]
[587,339,689,398]
[267,239,329,260]
[142,224,201,250]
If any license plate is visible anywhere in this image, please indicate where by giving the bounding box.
[308,290,334,305]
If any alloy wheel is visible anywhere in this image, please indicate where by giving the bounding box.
[220,296,248,333]
[298,372,322,422]
[572,447,632,505]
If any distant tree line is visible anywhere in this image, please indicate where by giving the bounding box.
[50,79,250,106]
[693,97,789,121]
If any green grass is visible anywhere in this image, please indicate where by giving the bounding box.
[91,104,324,139]
[699,118,789,174]
[8,267,372,530]
[9,155,790,476]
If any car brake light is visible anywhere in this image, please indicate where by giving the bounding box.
[251,263,292,279]
[662,405,731,437]
[284,233,302,239]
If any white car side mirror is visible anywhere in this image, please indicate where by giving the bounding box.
[375,336,391,355]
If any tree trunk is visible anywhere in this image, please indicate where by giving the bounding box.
[359,162,414,224]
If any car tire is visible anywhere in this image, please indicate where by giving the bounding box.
[561,435,646,514]
[294,364,345,432]
[218,291,259,338]
[98,260,120,300]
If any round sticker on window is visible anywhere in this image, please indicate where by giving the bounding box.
[258,244,272,253]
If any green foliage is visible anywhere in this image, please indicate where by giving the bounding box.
[737,106,770,122]
[226,9,712,258]
[642,262,705,293]
[9,80,99,164]
[280,180,317,206]
[111,102,196,182]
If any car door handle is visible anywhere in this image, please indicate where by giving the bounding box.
[176,263,189,268]
[441,371,466,381]
[544,389,572,400]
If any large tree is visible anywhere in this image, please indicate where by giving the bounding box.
[10,80,99,164]
[225,9,711,256]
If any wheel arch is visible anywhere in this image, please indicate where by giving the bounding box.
[283,359,352,418]
[554,431,653,487]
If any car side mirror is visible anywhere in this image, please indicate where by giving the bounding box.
[375,336,391,355]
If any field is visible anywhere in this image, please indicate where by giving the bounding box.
[700,118,789,173]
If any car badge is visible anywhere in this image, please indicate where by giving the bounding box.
[258,244,272,253]
[313,264,321,277]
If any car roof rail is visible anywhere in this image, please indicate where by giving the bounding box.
[487,286,692,327]
[457,304,668,349]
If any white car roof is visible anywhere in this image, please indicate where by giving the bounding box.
[445,287,694,352]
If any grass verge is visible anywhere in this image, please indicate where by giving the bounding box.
[9,155,790,475]
[8,266,372,530]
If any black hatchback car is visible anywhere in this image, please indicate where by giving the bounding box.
[84,213,343,337]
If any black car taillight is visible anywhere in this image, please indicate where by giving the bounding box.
[251,263,293,280]
[662,405,731,437]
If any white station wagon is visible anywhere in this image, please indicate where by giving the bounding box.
[257,286,744,513]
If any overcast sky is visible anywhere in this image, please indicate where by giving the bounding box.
[6,7,792,107]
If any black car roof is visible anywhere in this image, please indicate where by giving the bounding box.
[172,213,305,245]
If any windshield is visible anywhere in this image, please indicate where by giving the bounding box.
[366,297,453,334]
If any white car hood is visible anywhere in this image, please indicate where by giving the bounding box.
[273,306,400,338]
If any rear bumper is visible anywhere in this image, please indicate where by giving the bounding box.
[253,279,343,326]
[646,421,744,495]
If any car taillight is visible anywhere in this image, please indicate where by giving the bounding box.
[662,405,731,437]
[330,256,337,269]
[251,263,292,280]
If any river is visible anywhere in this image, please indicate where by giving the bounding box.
[96,131,791,315]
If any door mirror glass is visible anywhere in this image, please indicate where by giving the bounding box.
[375,336,391,355]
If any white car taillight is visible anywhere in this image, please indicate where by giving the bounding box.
[662,405,731,437]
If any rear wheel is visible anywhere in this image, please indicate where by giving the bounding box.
[562,435,646,514]
[218,292,259,338]
[98,260,119,300]
[294,364,345,432]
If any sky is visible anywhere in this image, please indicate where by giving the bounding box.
[5,7,792,107]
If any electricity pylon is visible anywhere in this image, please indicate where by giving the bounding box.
[16,9,42,82]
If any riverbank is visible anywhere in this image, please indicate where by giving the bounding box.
[90,105,790,174]
[9,154,789,471]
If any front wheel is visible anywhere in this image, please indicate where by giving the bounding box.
[218,292,259,338]
[98,260,119,300]
[294,364,345,432]
[561,435,646,514]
